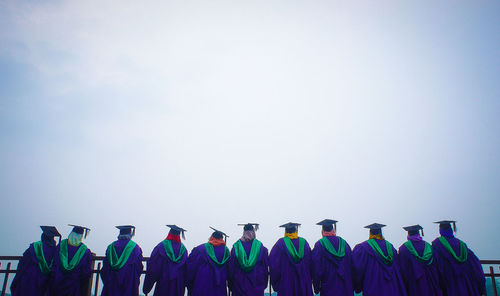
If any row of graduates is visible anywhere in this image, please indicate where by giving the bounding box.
[10,220,486,296]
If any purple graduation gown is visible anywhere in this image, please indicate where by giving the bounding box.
[397,240,442,296]
[431,236,486,296]
[352,239,407,296]
[228,239,269,296]
[186,243,229,296]
[50,243,93,296]
[10,241,57,296]
[269,237,313,296]
[311,236,354,296]
[100,239,144,296]
[143,240,188,296]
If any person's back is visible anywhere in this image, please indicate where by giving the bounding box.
[228,223,269,296]
[431,220,486,296]
[269,222,313,296]
[311,219,354,296]
[143,224,188,296]
[11,226,61,296]
[51,225,93,296]
[186,227,230,296]
[397,224,442,296]
[352,223,407,296]
[101,225,144,296]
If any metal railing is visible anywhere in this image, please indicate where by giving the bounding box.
[1,255,499,296]
[482,260,500,296]
[0,256,20,296]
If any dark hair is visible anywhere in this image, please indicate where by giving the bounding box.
[244,224,254,231]
[408,230,419,236]
[322,225,333,232]
[169,229,180,236]
[212,231,223,239]
[120,228,132,235]
[41,233,56,247]
[439,224,452,231]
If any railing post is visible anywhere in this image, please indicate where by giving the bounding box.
[86,254,96,296]
[94,262,101,296]
[1,262,11,296]
[490,266,498,296]
[269,275,271,295]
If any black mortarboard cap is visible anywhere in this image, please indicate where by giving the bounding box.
[317,219,338,231]
[167,224,187,240]
[364,223,385,235]
[41,226,61,237]
[68,224,91,239]
[279,222,301,233]
[40,226,62,244]
[210,226,229,242]
[237,223,260,231]
[434,220,457,232]
[364,223,386,230]
[403,224,424,236]
[116,225,136,236]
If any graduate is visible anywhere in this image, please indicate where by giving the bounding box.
[431,220,486,296]
[228,223,269,296]
[311,219,354,296]
[50,224,93,296]
[186,227,231,296]
[11,226,61,296]
[352,223,407,296]
[143,225,188,296]
[397,225,442,296]
[101,225,144,296]
[269,222,313,296]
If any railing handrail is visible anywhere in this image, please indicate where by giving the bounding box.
[2,255,499,264]
[0,256,22,261]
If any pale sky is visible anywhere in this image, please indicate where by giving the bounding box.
[1,0,499,262]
